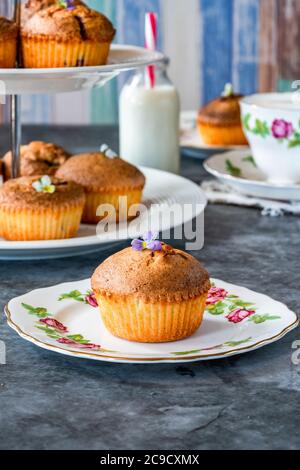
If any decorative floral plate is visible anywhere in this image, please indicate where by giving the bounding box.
[0,167,206,260]
[5,278,298,364]
[204,150,300,201]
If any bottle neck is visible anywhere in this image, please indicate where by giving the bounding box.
[142,65,171,88]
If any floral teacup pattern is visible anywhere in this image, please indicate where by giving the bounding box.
[243,113,300,149]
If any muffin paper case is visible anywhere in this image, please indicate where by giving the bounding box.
[21,4,116,68]
[0,176,85,241]
[0,39,17,68]
[92,237,211,343]
[0,17,18,68]
[21,37,112,68]
[95,293,208,343]
[0,204,84,241]
[197,121,247,146]
[83,189,144,224]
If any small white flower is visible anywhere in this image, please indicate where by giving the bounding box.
[100,144,118,159]
[32,176,56,194]
[40,175,52,187]
[32,181,43,192]
[222,83,234,97]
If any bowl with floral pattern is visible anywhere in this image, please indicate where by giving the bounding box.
[241,92,300,184]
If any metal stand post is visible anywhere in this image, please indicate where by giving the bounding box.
[11,0,21,178]
[10,95,21,178]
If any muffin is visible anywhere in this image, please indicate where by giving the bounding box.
[21,4,116,68]
[197,84,248,146]
[0,17,18,68]
[2,141,70,180]
[92,237,211,343]
[0,175,85,241]
[56,151,145,224]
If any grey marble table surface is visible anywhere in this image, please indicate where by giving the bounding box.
[0,126,299,451]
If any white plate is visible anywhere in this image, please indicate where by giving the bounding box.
[204,150,300,201]
[180,111,248,152]
[0,45,165,94]
[5,278,298,364]
[0,167,206,260]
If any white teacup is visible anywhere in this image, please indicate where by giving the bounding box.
[240,93,300,185]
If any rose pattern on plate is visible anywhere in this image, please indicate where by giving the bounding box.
[205,287,280,324]
[59,290,98,307]
[206,287,228,305]
[243,113,300,148]
[226,308,256,324]
[39,318,68,332]
[22,303,110,352]
[172,337,253,356]
[21,282,282,357]
[85,292,98,308]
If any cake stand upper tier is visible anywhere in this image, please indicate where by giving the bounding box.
[0,45,165,95]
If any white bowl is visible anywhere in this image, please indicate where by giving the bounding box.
[240,92,300,184]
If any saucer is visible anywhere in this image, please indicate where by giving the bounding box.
[5,278,298,364]
[204,150,300,201]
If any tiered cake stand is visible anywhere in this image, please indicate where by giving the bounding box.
[0,6,207,261]
[0,44,207,260]
[2,44,165,177]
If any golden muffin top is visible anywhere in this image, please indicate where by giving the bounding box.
[2,141,70,180]
[0,176,85,208]
[22,4,116,42]
[21,0,86,25]
[56,152,146,192]
[92,243,211,303]
[0,16,18,39]
[198,92,244,126]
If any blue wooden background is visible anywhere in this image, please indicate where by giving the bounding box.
[0,0,278,124]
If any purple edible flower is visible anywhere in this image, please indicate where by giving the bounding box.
[58,0,76,10]
[271,119,294,139]
[131,238,144,252]
[131,231,162,252]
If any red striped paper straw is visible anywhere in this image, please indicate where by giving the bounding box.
[145,12,157,88]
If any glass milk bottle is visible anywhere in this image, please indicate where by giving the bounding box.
[119,60,180,174]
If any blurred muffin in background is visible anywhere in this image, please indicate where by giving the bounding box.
[0,175,85,241]
[197,84,248,146]
[0,17,18,68]
[56,148,145,224]
[21,3,116,68]
[0,158,3,183]
[2,141,70,180]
